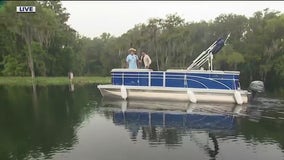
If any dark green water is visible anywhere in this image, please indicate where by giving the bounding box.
[0,84,284,160]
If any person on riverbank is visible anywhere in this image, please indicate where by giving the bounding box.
[126,48,138,69]
[139,50,152,69]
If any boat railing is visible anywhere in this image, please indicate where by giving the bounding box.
[111,69,240,90]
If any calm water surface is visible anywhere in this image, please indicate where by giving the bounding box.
[0,84,284,160]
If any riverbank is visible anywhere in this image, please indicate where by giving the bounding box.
[0,76,111,86]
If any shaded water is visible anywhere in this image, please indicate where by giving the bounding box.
[0,84,284,160]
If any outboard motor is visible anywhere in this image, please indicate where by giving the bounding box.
[249,81,265,99]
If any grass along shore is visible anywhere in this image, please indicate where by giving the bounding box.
[0,76,111,86]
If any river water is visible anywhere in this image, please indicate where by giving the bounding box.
[0,84,283,160]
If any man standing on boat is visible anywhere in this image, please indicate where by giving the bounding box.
[126,48,138,69]
[139,50,152,69]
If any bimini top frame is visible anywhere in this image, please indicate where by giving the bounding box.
[187,33,231,71]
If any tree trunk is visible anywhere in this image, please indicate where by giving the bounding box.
[27,43,35,78]
[23,26,35,78]
[154,30,159,71]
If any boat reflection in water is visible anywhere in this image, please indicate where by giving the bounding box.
[100,98,247,159]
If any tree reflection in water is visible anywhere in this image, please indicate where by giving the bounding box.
[0,85,100,160]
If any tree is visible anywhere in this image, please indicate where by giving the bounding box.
[0,1,58,78]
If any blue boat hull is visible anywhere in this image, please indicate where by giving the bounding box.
[98,69,249,104]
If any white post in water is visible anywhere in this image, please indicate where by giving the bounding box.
[68,72,74,81]
[69,83,74,92]
[68,72,74,92]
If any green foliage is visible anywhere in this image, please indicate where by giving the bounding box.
[30,42,47,76]
[215,45,245,70]
[273,55,284,77]
[2,54,28,76]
